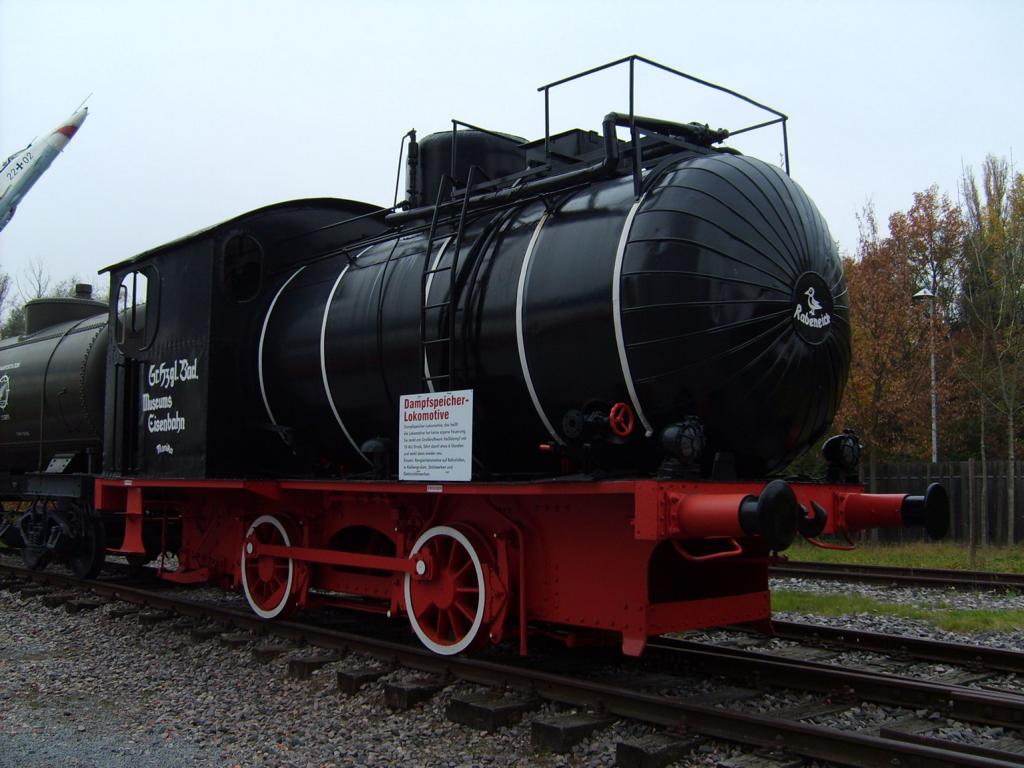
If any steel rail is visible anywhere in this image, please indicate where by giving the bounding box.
[649,637,1024,729]
[771,560,1024,590]
[769,619,1024,675]
[1,561,1021,768]
[879,728,1024,763]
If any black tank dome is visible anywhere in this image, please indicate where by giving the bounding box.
[412,130,526,207]
[620,153,850,475]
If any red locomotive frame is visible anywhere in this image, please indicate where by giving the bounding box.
[97,476,912,656]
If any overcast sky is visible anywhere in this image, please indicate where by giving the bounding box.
[0,0,1020,302]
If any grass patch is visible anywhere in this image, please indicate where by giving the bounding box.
[783,539,1024,573]
[772,589,1024,633]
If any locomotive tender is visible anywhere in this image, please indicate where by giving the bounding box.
[0,58,947,656]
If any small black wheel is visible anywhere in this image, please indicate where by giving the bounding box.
[18,506,51,571]
[69,513,106,580]
[0,515,22,549]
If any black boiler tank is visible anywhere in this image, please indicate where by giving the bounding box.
[258,152,849,478]
[0,311,108,473]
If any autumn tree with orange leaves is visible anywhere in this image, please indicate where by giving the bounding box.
[834,207,930,481]
[832,189,970,475]
[828,162,1022,543]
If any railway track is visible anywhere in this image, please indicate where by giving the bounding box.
[2,560,1023,767]
[648,636,1023,729]
[766,620,1024,675]
[771,560,1024,590]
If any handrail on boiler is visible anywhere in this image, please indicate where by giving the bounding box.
[537,54,791,189]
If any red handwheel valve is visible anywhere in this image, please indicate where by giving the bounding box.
[609,402,635,437]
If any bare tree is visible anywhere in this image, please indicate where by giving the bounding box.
[15,256,51,302]
[0,259,101,339]
[0,271,10,321]
[960,156,1024,544]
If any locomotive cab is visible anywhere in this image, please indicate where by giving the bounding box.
[100,198,388,479]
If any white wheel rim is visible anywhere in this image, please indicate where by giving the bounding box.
[404,525,486,656]
[240,514,294,619]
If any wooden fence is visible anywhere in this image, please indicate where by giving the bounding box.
[865,461,1023,545]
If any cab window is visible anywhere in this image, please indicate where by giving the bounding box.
[115,267,157,353]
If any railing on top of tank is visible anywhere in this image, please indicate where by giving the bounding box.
[537,54,791,197]
[290,57,795,253]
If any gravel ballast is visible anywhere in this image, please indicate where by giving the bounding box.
[3,572,1023,767]
[1,586,709,767]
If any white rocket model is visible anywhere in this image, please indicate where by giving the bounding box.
[0,105,89,233]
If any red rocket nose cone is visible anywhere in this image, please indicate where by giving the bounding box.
[56,107,88,139]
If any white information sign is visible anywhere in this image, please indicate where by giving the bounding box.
[398,389,474,482]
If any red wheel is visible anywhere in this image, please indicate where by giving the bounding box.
[609,402,635,437]
[404,526,488,655]
[241,515,296,619]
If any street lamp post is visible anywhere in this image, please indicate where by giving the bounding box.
[913,287,938,463]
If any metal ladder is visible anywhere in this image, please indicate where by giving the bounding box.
[418,167,478,393]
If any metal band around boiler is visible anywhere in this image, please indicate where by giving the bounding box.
[258,265,306,428]
[515,212,564,446]
[422,236,452,394]
[320,247,375,465]
[612,195,654,437]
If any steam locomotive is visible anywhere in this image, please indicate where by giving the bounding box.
[0,58,947,656]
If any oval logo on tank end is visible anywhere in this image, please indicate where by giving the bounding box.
[791,272,834,344]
